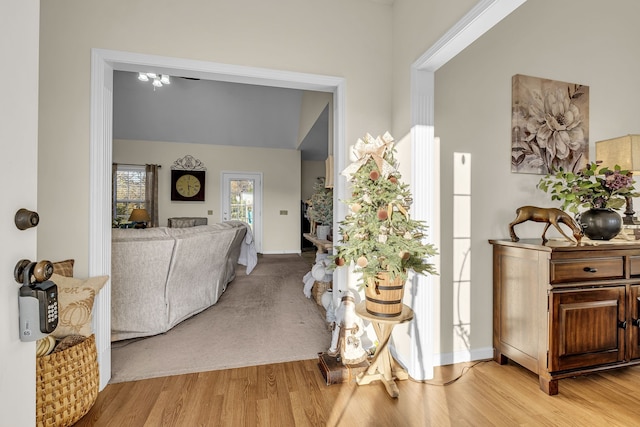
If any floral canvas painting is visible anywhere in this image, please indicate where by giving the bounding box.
[511,74,589,174]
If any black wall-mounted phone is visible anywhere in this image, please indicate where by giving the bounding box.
[14,259,58,342]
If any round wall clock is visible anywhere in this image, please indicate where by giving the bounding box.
[171,170,205,201]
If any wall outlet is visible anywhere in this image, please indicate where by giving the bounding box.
[280,210,288,215]
[207,210,213,215]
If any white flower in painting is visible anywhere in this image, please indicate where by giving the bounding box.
[526,88,585,162]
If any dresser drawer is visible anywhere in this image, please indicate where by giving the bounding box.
[630,256,640,277]
[550,257,624,283]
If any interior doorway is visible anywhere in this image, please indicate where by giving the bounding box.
[90,49,346,388]
[222,172,263,253]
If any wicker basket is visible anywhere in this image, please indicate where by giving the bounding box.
[312,280,332,306]
[36,335,99,427]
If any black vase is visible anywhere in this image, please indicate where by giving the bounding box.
[578,208,622,240]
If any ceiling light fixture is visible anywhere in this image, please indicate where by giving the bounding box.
[137,72,170,89]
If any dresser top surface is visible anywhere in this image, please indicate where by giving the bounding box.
[489,238,640,253]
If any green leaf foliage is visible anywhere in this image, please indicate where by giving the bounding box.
[537,162,640,215]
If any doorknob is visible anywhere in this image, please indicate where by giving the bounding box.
[15,209,39,230]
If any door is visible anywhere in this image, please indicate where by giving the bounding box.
[2,3,40,423]
[222,172,262,253]
[549,287,626,372]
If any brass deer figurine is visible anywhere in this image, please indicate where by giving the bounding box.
[509,206,583,244]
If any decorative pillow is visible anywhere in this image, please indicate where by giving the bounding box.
[52,335,86,353]
[50,273,109,338]
[52,259,74,277]
[171,218,196,228]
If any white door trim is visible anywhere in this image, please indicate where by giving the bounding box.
[90,49,346,389]
[221,171,263,253]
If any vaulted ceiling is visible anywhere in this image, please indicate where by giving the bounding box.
[113,71,329,161]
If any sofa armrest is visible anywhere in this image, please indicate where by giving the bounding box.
[111,236,175,341]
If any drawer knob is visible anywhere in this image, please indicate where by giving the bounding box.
[583,267,598,273]
[618,320,627,329]
[632,318,640,327]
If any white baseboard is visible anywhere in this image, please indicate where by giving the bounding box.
[390,346,494,381]
[260,250,302,255]
[433,347,494,366]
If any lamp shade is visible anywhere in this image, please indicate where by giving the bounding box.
[129,208,150,222]
[595,134,640,173]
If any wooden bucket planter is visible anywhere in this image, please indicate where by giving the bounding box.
[365,272,405,317]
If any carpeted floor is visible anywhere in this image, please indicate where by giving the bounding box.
[110,252,329,383]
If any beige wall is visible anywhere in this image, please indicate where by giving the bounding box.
[298,91,331,147]
[40,0,614,373]
[434,0,640,356]
[114,139,301,253]
[391,0,477,139]
[301,160,326,202]
[38,0,394,276]
[388,0,497,363]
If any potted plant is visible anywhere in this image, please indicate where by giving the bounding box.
[308,178,333,240]
[333,132,438,317]
[538,162,639,240]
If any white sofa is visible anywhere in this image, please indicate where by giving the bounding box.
[111,223,248,341]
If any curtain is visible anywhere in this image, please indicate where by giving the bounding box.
[112,163,118,225]
[145,164,159,227]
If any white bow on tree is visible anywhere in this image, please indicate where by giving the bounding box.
[341,131,397,180]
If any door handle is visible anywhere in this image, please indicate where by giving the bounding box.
[15,209,39,230]
[618,320,627,329]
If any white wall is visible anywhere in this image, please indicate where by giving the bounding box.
[114,139,301,253]
[434,0,640,357]
[1,1,40,425]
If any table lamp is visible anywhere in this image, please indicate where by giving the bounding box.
[129,208,151,228]
[595,134,640,225]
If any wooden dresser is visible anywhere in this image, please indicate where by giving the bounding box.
[490,239,640,395]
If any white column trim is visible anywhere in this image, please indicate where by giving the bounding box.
[89,50,113,390]
[405,0,527,380]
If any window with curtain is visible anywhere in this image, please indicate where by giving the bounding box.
[113,164,147,226]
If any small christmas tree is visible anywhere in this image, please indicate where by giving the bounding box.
[334,132,437,288]
[308,178,333,226]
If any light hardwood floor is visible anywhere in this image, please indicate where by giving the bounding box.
[73,358,640,426]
